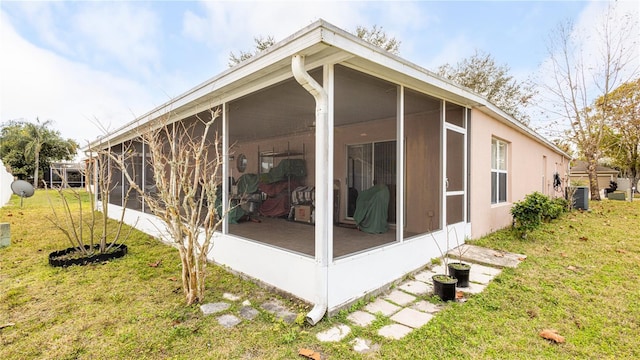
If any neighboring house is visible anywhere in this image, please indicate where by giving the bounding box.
[87,20,569,322]
[45,162,86,189]
[569,160,619,190]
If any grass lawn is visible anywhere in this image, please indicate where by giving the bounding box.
[1,190,639,359]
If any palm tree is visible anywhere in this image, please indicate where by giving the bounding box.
[24,118,54,188]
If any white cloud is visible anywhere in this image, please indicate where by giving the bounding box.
[71,3,162,78]
[0,13,156,148]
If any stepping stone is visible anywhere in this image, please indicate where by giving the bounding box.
[385,289,416,306]
[448,244,526,268]
[364,298,401,316]
[351,338,380,354]
[468,271,496,285]
[347,311,376,327]
[399,280,432,295]
[415,270,436,283]
[316,324,351,342]
[239,306,259,320]
[200,302,230,315]
[223,292,241,301]
[471,263,503,276]
[459,282,486,294]
[391,308,433,329]
[261,300,297,324]
[412,300,444,314]
[217,314,241,328]
[430,264,446,275]
[378,323,413,340]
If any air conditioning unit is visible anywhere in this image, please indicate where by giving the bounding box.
[570,186,589,210]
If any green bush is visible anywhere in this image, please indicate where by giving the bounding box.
[511,192,568,237]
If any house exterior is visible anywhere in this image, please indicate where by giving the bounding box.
[569,160,619,190]
[88,20,569,323]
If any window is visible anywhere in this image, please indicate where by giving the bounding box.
[491,138,507,204]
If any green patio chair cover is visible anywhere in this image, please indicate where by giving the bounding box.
[353,184,389,234]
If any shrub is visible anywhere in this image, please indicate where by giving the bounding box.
[511,192,568,237]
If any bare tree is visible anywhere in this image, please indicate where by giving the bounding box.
[542,3,638,200]
[110,108,225,305]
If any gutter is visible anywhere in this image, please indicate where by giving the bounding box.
[291,54,329,325]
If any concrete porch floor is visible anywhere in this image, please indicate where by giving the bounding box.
[228,216,398,258]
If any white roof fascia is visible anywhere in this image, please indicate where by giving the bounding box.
[315,22,569,158]
[87,22,332,149]
[475,103,569,158]
[88,19,568,159]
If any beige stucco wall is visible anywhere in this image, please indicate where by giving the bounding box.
[469,110,569,238]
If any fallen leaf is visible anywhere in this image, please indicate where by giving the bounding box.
[494,252,505,258]
[148,260,162,268]
[526,309,538,319]
[544,246,551,252]
[456,291,464,299]
[560,253,567,258]
[518,257,526,261]
[539,329,565,343]
[616,249,627,254]
[579,236,588,241]
[168,277,177,282]
[567,265,578,272]
[298,348,321,360]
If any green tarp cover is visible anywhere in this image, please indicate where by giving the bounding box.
[260,159,306,184]
[236,173,259,194]
[215,188,245,224]
[353,184,390,234]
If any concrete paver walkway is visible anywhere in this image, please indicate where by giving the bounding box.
[198,245,526,356]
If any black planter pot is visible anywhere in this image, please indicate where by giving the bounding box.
[49,244,128,267]
[448,262,471,287]
[432,274,458,301]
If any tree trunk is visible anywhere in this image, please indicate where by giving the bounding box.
[587,158,601,201]
[33,150,40,188]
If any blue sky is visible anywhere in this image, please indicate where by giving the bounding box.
[1,1,637,147]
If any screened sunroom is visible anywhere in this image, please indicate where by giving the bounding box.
[92,20,482,321]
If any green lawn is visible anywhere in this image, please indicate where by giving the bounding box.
[1,190,639,359]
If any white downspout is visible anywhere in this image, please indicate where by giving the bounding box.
[292,54,329,325]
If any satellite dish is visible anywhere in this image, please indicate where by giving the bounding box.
[11,180,35,207]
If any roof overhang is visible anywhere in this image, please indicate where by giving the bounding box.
[86,19,568,159]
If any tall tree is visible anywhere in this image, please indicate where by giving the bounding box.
[437,50,536,125]
[229,35,276,67]
[24,118,54,188]
[599,78,640,192]
[0,119,79,186]
[354,24,400,55]
[228,25,401,66]
[542,3,638,200]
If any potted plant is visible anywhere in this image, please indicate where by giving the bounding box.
[430,226,458,301]
[447,227,471,288]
